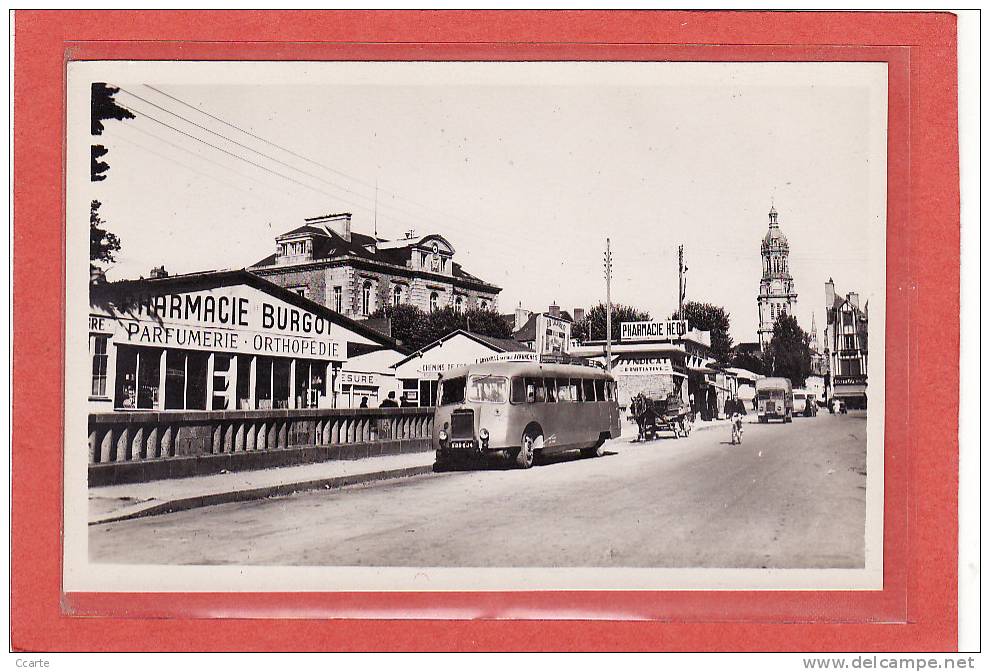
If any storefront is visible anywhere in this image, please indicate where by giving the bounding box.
[390,329,534,407]
[571,321,714,413]
[88,270,402,414]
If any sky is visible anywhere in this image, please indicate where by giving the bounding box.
[77,61,887,344]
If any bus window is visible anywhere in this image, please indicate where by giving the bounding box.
[438,376,466,406]
[510,377,527,403]
[574,378,584,402]
[561,379,578,402]
[607,381,616,401]
[468,375,508,403]
[526,377,545,403]
[594,379,606,401]
[583,378,596,402]
[544,378,558,403]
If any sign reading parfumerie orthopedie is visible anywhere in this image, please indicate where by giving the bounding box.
[90,286,346,360]
[620,320,689,342]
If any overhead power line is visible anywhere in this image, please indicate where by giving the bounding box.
[139,84,499,236]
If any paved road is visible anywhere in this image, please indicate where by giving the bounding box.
[90,412,867,568]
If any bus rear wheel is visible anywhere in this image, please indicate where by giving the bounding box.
[515,430,541,469]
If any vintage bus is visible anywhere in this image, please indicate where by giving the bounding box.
[433,360,622,469]
[755,376,794,423]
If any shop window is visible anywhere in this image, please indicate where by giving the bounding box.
[273,359,291,409]
[333,286,343,313]
[429,292,439,312]
[361,281,372,316]
[90,335,108,398]
[164,350,187,410]
[392,285,402,307]
[114,346,163,410]
[294,359,326,409]
[236,355,253,410]
[255,357,274,409]
[185,351,209,410]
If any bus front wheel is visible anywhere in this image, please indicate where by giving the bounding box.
[516,429,541,469]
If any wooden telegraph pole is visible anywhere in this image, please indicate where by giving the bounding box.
[604,238,613,371]
[678,244,685,321]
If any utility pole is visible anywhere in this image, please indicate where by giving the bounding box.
[604,237,613,371]
[678,244,685,321]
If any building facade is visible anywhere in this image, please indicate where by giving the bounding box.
[251,213,501,320]
[757,206,798,349]
[823,278,869,409]
[87,270,403,414]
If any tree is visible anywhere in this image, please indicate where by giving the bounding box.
[729,348,765,376]
[572,303,650,343]
[764,314,812,388]
[369,304,428,350]
[372,303,512,352]
[670,301,733,364]
[90,200,121,266]
[91,83,134,135]
[91,82,134,182]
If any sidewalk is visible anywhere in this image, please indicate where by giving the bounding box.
[89,450,436,525]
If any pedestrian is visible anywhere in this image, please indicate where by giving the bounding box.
[359,396,369,409]
[379,391,399,408]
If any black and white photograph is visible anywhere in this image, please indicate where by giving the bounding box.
[65,60,886,592]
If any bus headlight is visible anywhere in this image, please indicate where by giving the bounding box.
[480,427,489,448]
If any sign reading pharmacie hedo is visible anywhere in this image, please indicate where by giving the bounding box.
[620,320,689,342]
[90,285,346,360]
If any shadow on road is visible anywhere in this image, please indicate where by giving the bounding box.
[434,449,620,473]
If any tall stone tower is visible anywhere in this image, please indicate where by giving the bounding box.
[758,205,798,349]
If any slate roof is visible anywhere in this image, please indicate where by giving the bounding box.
[252,224,498,289]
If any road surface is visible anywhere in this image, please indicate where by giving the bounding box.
[90,412,867,568]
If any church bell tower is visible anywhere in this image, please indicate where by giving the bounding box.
[758,205,798,349]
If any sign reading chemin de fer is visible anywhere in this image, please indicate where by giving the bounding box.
[620,320,689,342]
[91,286,346,360]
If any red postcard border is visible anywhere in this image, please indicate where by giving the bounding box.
[11,11,959,651]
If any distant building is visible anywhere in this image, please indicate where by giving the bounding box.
[511,302,574,352]
[251,212,501,319]
[823,278,869,409]
[757,205,798,349]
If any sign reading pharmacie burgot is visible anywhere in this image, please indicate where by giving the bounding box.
[620,320,689,342]
[90,285,346,361]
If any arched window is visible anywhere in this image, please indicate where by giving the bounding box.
[479,299,488,311]
[455,296,463,313]
[429,292,439,312]
[392,285,402,307]
[362,281,372,316]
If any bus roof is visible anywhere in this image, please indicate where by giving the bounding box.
[440,360,614,380]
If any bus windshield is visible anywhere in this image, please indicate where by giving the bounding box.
[468,375,508,403]
[438,376,466,405]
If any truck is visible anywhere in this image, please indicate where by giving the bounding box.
[755,377,793,423]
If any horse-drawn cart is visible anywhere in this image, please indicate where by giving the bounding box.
[630,393,693,441]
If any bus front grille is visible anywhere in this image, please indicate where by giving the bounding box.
[450,410,475,439]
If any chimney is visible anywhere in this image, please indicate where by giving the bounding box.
[549,302,560,318]
[573,307,585,323]
[847,292,859,310]
[514,302,529,331]
[825,277,836,309]
[311,212,352,242]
